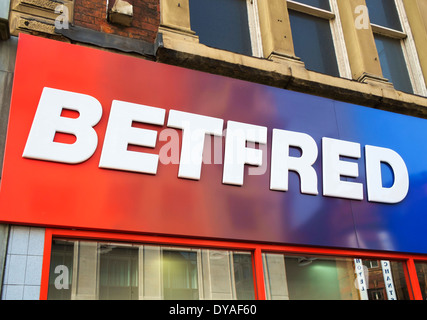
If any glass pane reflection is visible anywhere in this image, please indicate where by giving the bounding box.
[415,262,427,300]
[47,239,255,300]
[99,245,139,300]
[263,253,410,300]
[374,34,413,94]
[366,0,402,31]
[288,10,339,77]
[189,0,252,56]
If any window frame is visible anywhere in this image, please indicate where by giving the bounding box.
[246,0,264,58]
[369,0,427,96]
[286,0,352,79]
[40,228,427,300]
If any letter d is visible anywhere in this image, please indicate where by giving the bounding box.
[23,87,102,164]
[365,145,409,204]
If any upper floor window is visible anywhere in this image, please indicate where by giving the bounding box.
[367,0,402,32]
[366,0,426,95]
[286,0,350,78]
[189,0,262,57]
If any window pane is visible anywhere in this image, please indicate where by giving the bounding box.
[288,10,339,77]
[47,239,255,300]
[233,253,256,299]
[415,262,427,300]
[189,0,252,56]
[163,250,199,300]
[99,245,139,300]
[374,34,413,94]
[366,0,402,31]
[361,259,410,300]
[263,254,410,300]
[292,0,331,11]
[47,240,74,300]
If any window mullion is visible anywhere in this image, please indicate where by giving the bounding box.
[287,0,334,19]
[247,0,263,58]
[395,0,427,96]
[253,247,266,300]
[371,24,407,39]
[329,0,352,79]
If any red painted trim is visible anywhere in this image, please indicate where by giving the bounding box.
[39,229,53,300]
[402,261,415,300]
[43,229,259,251]
[253,247,266,300]
[407,259,423,300]
[40,228,427,300]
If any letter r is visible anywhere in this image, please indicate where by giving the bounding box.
[270,129,319,195]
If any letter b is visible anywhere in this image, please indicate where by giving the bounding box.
[23,87,102,164]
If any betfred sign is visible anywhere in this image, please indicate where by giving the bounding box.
[1,34,427,254]
[24,87,409,204]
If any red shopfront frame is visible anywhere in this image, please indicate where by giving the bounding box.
[40,228,427,300]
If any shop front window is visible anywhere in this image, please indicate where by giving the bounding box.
[47,239,255,300]
[262,253,410,300]
[362,259,410,300]
[47,237,421,300]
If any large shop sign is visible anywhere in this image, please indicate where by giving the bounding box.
[23,87,408,204]
[1,34,427,254]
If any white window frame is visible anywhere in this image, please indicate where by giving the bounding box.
[286,0,352,79]
[370,0,427,96]
[247,0,264,58]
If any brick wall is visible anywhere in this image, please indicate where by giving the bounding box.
[73,0,160,43]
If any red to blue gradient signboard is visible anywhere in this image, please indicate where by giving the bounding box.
[2,34,427,254]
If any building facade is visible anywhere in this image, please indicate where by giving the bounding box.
[0,0,427,300]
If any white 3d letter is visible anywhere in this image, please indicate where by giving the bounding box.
[23,87,102,164]
[322,137,363,200]
[222,121,267,186]
[99,100,165,174]
[270,129,318,195]
[365,145,409,203]
[167,110,224,180]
